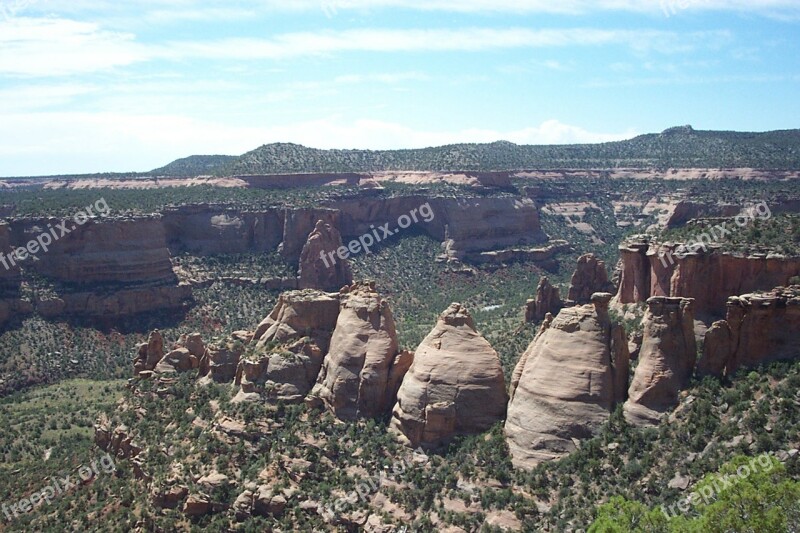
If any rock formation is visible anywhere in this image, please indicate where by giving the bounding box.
[615,235,800,318]
[525,277,563,322]
[0,221,30,326]
[567,254,615,305]
[133,330,166,376]
[298,220,353,291]
[310,282,400,420]
[624,297,697,426]
[390,303,507,449]
[698,286,800,378]
[505,293,629,469]
[202,338,247,383]
[235,290,340,402]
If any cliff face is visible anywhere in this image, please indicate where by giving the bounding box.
[0,221,29,325]
[390,303,507,449]
[8,216,191,319]
[615,236,800,318]
[624,297,697,426]
[505,293,629,469]
[162,206,284,255]
[699,286,800,378]
[525,277,562,323]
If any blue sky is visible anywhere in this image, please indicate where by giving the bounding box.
[0,0,799,176]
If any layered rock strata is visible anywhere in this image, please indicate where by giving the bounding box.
[698,286,800,378]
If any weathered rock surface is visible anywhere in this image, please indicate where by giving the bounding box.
[311,282,399,420]
[202,338,246,383]
[567,254,615,305]
[698,286,800,377]
[133,330,165,375]
[525,277,563,322]
[254,289,340,345]
[0,221,29,325]
[505,293,629,469]
[624,297,697,426]
[615,236,800,318]
[8,216,192,319]
[298,220,353,291]
[391,303,507,449]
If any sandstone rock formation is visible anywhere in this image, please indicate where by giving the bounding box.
[310,282,399,420]
[202,338,247,383]
[390,303,507,449]
[567,254,615,305]
[525,277,563,323]
[698,286,800,378]
[505,293,629,469]
[0,221,29,326]
[298,220,353,291]
[133,330,165,376]
[615,236,800,318]
[624,297,697,426]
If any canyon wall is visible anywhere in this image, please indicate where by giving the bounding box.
[7,216,191,320]
[615,236,800,318]
[699,286,800,378]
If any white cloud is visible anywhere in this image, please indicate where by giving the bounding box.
[0,17,147,76]
[0,18,726,77]
[0,112,636,176]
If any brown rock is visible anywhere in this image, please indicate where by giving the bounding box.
[253,289,340,347]
[133,330,165,375]
[298,220,353,291]
[624,297,697,426]
[567,254,615,305]
[525,277,563,323]
[155,348,196,373]
[615,236,800,318]
[505,293,629,469]
[253,487,287,518]
[205,338,246,383]
[699,286,800,377]
[311,282,399,420]
[390,303,507,449]
[183,494,211,516]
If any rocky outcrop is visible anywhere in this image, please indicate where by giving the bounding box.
[202,338,247,383]
[525,277,563,323]
[390,303,507,449]
[624,297,697,426]
[615,236,800,318]
[310,282,399,420]
[698,286,800,378]
[253,290,340,346]
[133,330,165,376]
[235,333,329,403]
[567,254,615,305]
[505,293,629,469]
[94,415,142,459]
[298,220,353,291]
[281,208,340,260]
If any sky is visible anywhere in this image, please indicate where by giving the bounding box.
[0,0,799,176]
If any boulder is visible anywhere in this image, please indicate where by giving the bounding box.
[298,220,353,291]
[567,254,615,305]
[624,297,697,426]
[311,282,399,420]
[253,487,287,518]
[183,494,211,517]
[505,293,629,469]
[390,303,507,449]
